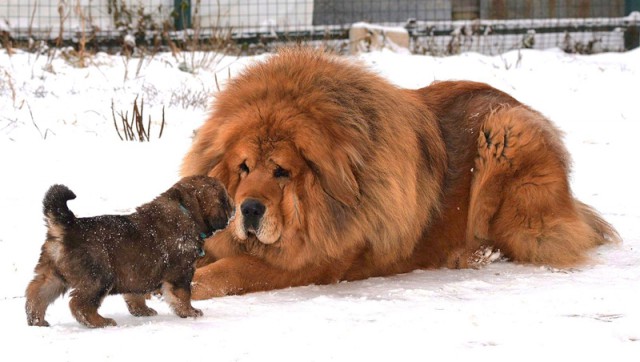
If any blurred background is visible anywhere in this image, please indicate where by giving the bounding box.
[1,0,639,55]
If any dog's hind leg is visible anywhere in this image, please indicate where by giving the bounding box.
[123,294,158,317]
[69,284,116,328]
[162,279,203,318]
[463,106,522,268]
[467,106,616,267]
[25,256,67,327]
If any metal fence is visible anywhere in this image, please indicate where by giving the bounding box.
[1,1,639,54]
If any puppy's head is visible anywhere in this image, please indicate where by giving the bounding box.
[171,175,234,236]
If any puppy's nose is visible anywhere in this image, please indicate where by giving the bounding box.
[241,198,265,231]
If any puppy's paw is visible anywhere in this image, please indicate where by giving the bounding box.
[99,318,118,328]
[81,316,117,328]
[124,293,158,317]
[177,307,203,318]
[27,316,50,327]
[129,305,158,317]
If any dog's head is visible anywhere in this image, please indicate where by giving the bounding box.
[181,50,372,261]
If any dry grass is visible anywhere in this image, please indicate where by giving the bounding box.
[112,97,165,142]
[1,69,17,107]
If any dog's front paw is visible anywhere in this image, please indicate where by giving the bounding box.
[468,246,503,269]
[191,280,229,300]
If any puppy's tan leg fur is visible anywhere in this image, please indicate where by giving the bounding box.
[69,300,116,328]
[69,288,116,328]
[25,259,67,327]
[162,282,202,318]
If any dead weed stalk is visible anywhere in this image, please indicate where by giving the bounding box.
[112,97,165,141]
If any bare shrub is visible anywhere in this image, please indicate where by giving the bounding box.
[112,97,165,142]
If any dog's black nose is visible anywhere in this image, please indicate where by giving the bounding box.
[241,198,265,231]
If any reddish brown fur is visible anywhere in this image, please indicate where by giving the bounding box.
[182,49,619,299]
[25,176,233,327]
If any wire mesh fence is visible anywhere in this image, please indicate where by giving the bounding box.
[1,1,639,55]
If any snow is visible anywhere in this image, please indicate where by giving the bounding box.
[1,46,639,360]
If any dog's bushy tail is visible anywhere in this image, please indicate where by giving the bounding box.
[576,200,622,246]
[43,184,77,227]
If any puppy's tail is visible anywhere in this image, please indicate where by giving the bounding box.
[43,184,77,227]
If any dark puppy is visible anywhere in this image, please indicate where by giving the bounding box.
[25,175,233,328]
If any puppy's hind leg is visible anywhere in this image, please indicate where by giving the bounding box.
[25,256,67,327]
[123,294,158,317]
[69,284,116,328]
[162,280,203,318]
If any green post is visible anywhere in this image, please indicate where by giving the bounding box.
[174,0,192,30]
[626,0,640,15]
[625,0,640,50]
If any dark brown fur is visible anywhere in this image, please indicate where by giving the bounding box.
[25,175,233,327]
[181,49,620,299]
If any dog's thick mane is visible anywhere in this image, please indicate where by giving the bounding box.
[184,49,447,266]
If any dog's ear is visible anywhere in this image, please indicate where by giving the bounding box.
[181,119,238,194]
[301,146,360,209]
[181,146,222,178]
[207,161,231,191]
[181,120,228,177]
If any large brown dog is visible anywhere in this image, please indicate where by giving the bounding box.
[182,49,619,299]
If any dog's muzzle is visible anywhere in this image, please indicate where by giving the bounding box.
[240,198,265,234]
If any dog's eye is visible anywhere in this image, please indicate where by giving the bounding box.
[273,166,290,179]
[239,162,250,174]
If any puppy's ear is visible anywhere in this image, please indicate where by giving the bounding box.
[171,183,207,228]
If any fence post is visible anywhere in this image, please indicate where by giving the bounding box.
[626,0,640,15]
[625,0,640,50]
[174,0,192,30]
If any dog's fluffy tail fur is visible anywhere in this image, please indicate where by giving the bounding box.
[43,184,77,227]
[576,200,621,246]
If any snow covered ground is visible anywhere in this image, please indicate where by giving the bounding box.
[1,46,639,361]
